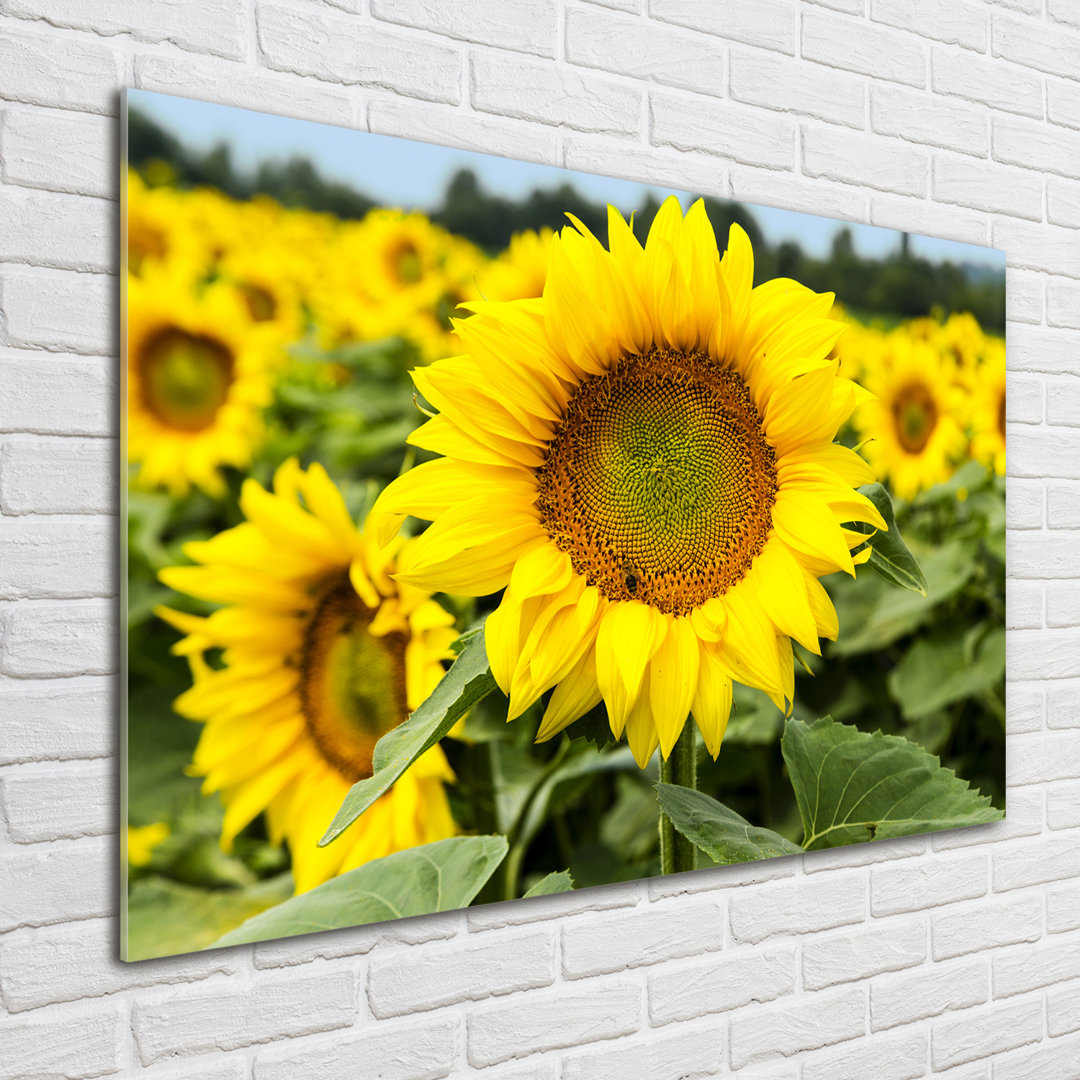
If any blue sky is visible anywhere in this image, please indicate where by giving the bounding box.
[128,89,1003,270]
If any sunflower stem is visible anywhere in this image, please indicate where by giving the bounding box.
[658,722,697,876]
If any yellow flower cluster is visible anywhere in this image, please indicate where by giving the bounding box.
[834,310,1005,500]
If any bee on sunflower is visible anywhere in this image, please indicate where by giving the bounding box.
[157,459,460,892]
[373,196,885,768]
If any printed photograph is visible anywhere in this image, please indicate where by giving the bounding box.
[123,89,1007,960]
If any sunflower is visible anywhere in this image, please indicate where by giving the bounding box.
[477,227,556,302]
[158,459,460,893]
[374,197,884,767]
[126,266,278,497]
[855,333,967,501]
[967,336,1006,476]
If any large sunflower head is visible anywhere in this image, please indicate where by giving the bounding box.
[854,332,967,501]
[126,267,279,497]
[374,197,884,767]
[158,459,459,892]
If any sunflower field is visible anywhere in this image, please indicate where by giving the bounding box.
[124,136,1006,960]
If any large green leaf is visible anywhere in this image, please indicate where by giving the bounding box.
[524,869,574,897]
[655,782,802,864]
[213,835,508,948]
[853,483,928,595]
[782,717,1002,850]
[888,626,1006,720]
[321,628,497,845]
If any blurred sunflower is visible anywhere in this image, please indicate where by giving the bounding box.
[126,267,277,497]
[126,171,209,277]
[855,335,967,501]
[375,197,884,767]
[477,227,556,302]
[967,337,1006,475]
[158,460,460,892]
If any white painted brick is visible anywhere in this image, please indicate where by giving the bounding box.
[2,269,115,356]
[562,898,724,978]
[993,12,1080,81]
[728,872,865,944]
[1007,478,1043,530]
[871,194,987,248]
[1048,783,1080,829]
[0,676,114,763]
[471,53,640,134]
[1048,79,1080,132]
[0,1001,121,1080]
[1048,482,1080,528]
[563,137,726,198]
[870,0,987,51]
[1006,684,1044,733]
[994,1039,1080,1080]
[368,927,554,1017]
[1009,376,1044,425]
[1049,0,1080,29]
[1007,630,1080,680]
[582,0,640,10]
[807,0,865,12]
[0,836,110,932]
[1047,583,1080,628]
[730,50,864,128]
[802,10,927,87]
[652,93,797,168]
[984,0,1041,12]
[372,0,557,57]
[931,48,1043,118]
[0,106,115,198]
[931,892,1042,960]
[1049,881,1080,934]
[367,98,559,168]
[0,189,113,273]
[1005,270,1044,325]
[650,0,797,54]
[0,351,113,436]
[0,917,237,1013]
[1007,732,1080,785]
[932,155,1042,220]
[1048,981,1080,1036]
[0,599,115,677]
[467,981,642,1067]
[560,1021,723,1080]
[871,851,988,915]
[730,168,866,224]
[801,1027,928,1080]
[1009,428,1080,476]
[994,835,1080,891]
[134,1061,246,1080]
[1006,579,1042,629]
[799,835,927,875]
[993,935,1080,998]
[1048,279,1080,330]
[870,956,987,1031]
[566,8,725,98]
[1047,682,1080,728]
[729,986,866,1070]
[0,21,122,115]
[803,127,927,197]
[0,437,115,514]
[1,758,112,841]
[258,5,461,103]
[0,519,112,599]
[1047,177,1080,229]
[253,1018,459,1080]
[931,998,1043,1070]
[648,944,796,1025]
[448,1065,554,1080]
[134,971,357,1065]
[995,220,1080,280]
[467,879,637,929]
[871,84,987,157]
[134,53,355,130]
[802,917,926,990]
[994,114,1080,180]
[5,0,245,59]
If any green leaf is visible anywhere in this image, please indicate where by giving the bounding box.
[654,782,802,864]
[213,835,508,948]
[888,626,1006,720]
[321,628,497,845]
[524,869,574,897]
[782,716,1003,850]
[853,483,928,596]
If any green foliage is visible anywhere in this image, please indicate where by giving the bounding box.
[655,782,802,864]
[782,717,1003,849]
[854,483,928,596]
[320,629,498,845]
[213,836,508,948]
[524,870,575,897]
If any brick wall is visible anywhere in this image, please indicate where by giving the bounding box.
[1,1,1078,1076]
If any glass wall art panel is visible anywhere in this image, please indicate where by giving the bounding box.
[122,89,1006,960]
